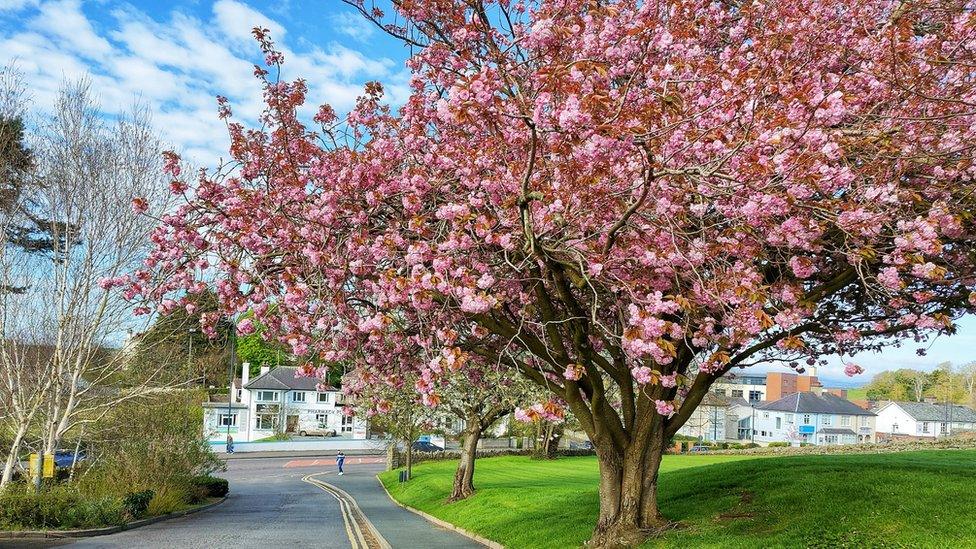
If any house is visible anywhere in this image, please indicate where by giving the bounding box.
[203,363,367,442]
[677,394,747,442]
[753,392,876,446]
[874,401,976,439]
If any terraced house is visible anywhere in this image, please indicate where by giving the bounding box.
[752,392,876,446]
[874,401,976,439]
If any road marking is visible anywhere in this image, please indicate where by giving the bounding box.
[303,473,363,549]
[302,473,391,549]
[285,456,385,468]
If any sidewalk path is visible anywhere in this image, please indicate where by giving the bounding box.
[322,464,484,548]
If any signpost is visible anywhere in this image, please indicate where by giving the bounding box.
[28,454,55,480]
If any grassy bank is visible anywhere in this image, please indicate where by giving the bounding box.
[379,450,976,548]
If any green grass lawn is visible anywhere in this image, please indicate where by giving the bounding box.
[379,450,976,548]
[845,386,868,400]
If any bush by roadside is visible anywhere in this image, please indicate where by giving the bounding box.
[190,476,228,499]
[0,485,154,530]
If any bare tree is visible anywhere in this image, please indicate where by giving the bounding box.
[0,76,176,490]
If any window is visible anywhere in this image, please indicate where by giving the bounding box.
[315,413,328,424]
[748,390,763,402]
[922,422,930,433]
[292,391,306,403]
[892,423,899,433]
[256,414,278,430]
[940,422,948,434]
[714,388,727,396]
[317,392,331,404]
[731,389,744,398]
[785,413,794,423]
[762,412,770,419]
[803,414,812,425]
[341,415,354,433]
[840,415,851,427]
[822,416,832,426]
[256,391,279,402]
[825,435,838,444]
[775,417,782,429]
[219,413,237,427]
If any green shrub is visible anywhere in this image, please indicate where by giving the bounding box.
[146,486,191,516]
[768,442,789,447]
[743,442,760,449]
[0,486,124,530]
[121,490,154,520]
[190,476,228,498]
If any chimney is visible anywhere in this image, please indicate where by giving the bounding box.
[260,365,270,376]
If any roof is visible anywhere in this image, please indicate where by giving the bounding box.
[886,402,976,423]
[820,428,857,436]
[758,392,875,416]
[203,401,248,409]
[244,366,336,392]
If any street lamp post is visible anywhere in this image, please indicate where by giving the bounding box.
[227,321,236,444]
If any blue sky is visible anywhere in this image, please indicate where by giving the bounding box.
[1,0,973,382]
[0,0,409,161]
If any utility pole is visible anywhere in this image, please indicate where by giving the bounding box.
[227,319,236,441]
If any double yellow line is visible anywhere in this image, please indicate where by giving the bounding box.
[302,473,390,549]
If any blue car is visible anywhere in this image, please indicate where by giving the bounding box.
[411,441,444,452]
[53,450,86,468]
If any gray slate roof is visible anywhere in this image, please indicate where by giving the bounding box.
[820,427,857,436]
[245,366,335,392]
[758,392,874,416]
[890,402,976,423]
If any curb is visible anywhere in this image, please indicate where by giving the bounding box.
[0,496,227,540]
[303,474,391,549]
[375,475,501,549]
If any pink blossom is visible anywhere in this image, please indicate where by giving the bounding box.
[654,400,676,418]
[843,363,864,377]
[130,197,149,214]
[563,363,584,381]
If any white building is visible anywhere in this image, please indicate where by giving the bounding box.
[753,392,876,446]
[203,364,367,442]
[874,401,976,439]
[711,373,766,404]
[677,394,747,442]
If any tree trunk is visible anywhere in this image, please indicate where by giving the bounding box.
[449,427,481,501]
[588,432,669,548]
[0,424,28,490]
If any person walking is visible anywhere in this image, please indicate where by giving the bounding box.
[226,435,235,454]
[336,451,345,476]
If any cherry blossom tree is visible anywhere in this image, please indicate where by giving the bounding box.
[132,2,976,545]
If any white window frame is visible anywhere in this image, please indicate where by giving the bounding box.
[317,392,331,404]
[292,391,306,403]
[315,413,328,424]
[922,422,930,433]
[822,415,832,426]
[775,417,781,429]
[840,415,851,426]
[341,415,354,433]
[219,413,237,427]
[803,414,812,425]
[256,391,279,402]
[256,414,277,430]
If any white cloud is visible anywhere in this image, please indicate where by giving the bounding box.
[0,0,402,164]
[212,0,286,47]
[0,0,38,11]
[330,11,374,42]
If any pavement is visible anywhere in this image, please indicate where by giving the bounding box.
[2,457,484,549]
[322,468,482,549]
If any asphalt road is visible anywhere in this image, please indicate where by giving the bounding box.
[68,457,354,549]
